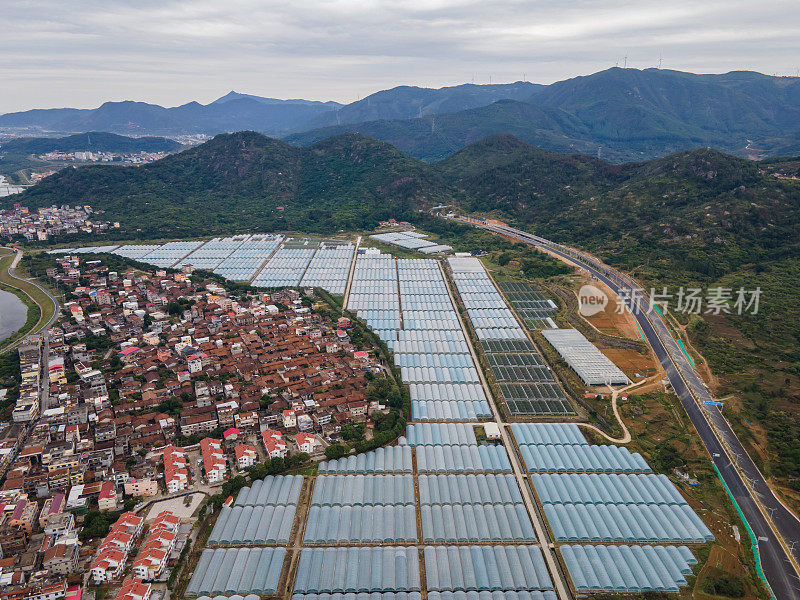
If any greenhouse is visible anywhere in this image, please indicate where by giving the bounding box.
[418,474,523,505]
[185,547,286,596]
[304,504,418,544]
[206,504,296,546]
[213,234,284,281]
[411,400,492,422]
[137,240,204,268]
[174,235,251,270]
[403,423,477,446]
[318,446,413,474]
[293,547,421,594]
[234,475,303,507]
[560,544,697,593]
[530,472,687,506]
[423,545,553,592]
[252,244,317,288]
[299,243,356,295]
[415,445,512,473]
[541,329,630,386]
[293,594,422,600]
[517,443,651,473]
[427,592,556,600]
[311,474,415,506]
[543,503,714,543]
[408,383,487,402]
[509,424,587,446]
[420,504,535,542]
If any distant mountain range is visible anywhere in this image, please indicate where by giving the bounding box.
[2,68,799,162]
[0,131,182,155]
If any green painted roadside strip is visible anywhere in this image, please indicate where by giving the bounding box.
[677,338,696,367]
[713,462,776,600]
[634,319,646,342]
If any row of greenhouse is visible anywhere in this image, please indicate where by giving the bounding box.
[207,504,296,546]
[233,475,303,507]
[416,444,512,473]
[402,423,478,446]
[311,474,414,507]
[543,502,714,543]
[423,545,553,592]
[560,544,697,593]
[186,547,286,596]
[418,474,523,506]
[517,443,651,473]
[531,472,687,506]
[421,503,536,543]
[317,446,413,474]
[294,547,422,594]
[509,423,587,446]
[304,505,418,544]
[540,328,630,386]
[411,400,492,422]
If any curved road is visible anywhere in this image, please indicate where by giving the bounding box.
[0,247,59,354]
[450,216,800,599]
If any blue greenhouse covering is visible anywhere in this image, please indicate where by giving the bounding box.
[234,475,303,507]
[560,544,697,593]
[404,423,477,446]
[419,474,523,505]
[423,546,552,592]
[312,475,414,506]
[293,547,421,593]
[517,444,650,473]
[412,400,492,422]
[207,504,296,546]
[304,505,417,544]
[416,445,512,473]
[318,446,412,474]
[185,547,286,596]
[509,424,586,446]
[421,504,535,542]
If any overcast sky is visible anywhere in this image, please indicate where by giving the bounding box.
[1,0,798,113]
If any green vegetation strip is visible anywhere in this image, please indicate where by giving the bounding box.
[713,462,776,600]
[677,338,696,367]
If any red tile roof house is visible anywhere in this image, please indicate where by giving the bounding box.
[117,579,152,600]
[200,438,227,485]
[90,511,143,583]
[235,444,257,470]
[261,429,288,458]
[98,480,117,512]
[131,511,179,579]
[162,445,188,494]
[294,433,318,455]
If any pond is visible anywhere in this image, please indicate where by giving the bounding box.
[0,288,28,343]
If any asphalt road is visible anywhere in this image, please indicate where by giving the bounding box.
[452,217,800,599]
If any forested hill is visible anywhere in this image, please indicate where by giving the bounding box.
[13,131,448,238]
[0,131,182,155]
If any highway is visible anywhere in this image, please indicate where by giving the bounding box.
[450,216,800,599]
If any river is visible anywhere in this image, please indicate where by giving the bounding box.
[0,288,28,343]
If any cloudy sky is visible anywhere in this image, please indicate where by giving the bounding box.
[1,0,798,113]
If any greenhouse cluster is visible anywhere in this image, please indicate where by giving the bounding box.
[540,328,630,386]
[213,234,284,281]
[418,474,523,505]
[532,472,714,543]
[347,252,489,422]
[518,443,651,473]
[304,504,418,544]
[251,244,316,287]
[423,546,553,592]
[293,594,422,600]
[293,547,421,594]
[311,475,414,506]
[234,475,303,507]
[510,424,651,473]
[403,423,477,446]
[370,231,452,254]
[185,547,286,596]
[428,592,556,600]
[560,544,697,593]
[543,503,713,543]
[299,242,356,295]
[174,235,253,270]
[136,240,204,267]
[498,282,558,331]
[416,444,513,474]
[207,505,296,546]
[317,446,413,474]
[421,504,535,542]
[448,258,527,341]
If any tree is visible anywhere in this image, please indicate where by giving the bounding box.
[325,444,348,460]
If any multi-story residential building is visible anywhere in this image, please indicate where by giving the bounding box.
[200,438,226,484]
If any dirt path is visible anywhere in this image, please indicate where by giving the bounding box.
[577,376,658,443]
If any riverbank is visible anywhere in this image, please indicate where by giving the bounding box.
[0,248,57,352]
